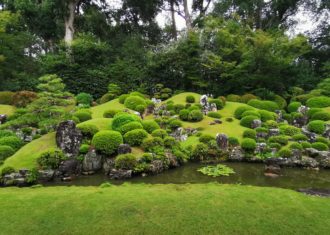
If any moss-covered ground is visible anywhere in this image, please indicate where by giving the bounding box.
[0,104,15,116]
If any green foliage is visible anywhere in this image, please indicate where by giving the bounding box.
[292,134,308,141]
[92,131,123,156]
[136,105,146,114]
[288,102,302,113]
[279,125,301,136]
[240,115,260,128]
[306,96,330,108]
[247,99,279,112]
[103,109,120,118]
[173,104,185,114]
[79,144,90,154]
[0,130,15,139]
[311,111,330,121]
[289,143,303,150]
[115,154,138,170]
[0,91,15,105]
[240,94,258,104]
[76,93,93,106]
[151,129,168,139]
[1,166,15,176]
[226,94,241,102]
[188,110,204,122]
[191,143,208,161]
[100,93,115,104]
[124,129,148,146]
[197,164,235,177]
[273,95,287,109]
[268,135,289,146]
[142,137,164,152]
[278,148,292,158]
[77,123,99,138]
[37,148,66,169]
[307,108,322,118]
[119,122,143,135]
[118,94,130,104]
[179,109,190,121]
[311,142,329,151]
[199,134,215,144]
[242,110,261,118]
[258,110,276,122]
[241,138,257,152]
[315,137,330,146]
[307,120,326,134]
[111,114,141,132]
[11,91,38,108]
[142,120,160,133]
[301,142,312,149]
[73,110,92,122]
[0,145,15,161]
[228,137,239,147]
[234,106,254,119]
[0,136,23,150]
[209,99,224,109]
[186,95,195,103]
[124,96,146,111]
[168,119,182,130]
[243,129,256,139]
[108,84,122,96]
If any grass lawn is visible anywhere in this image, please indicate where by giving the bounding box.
[78,118,112,130]
[0,184,329,235]
[0,104,15,116]
[0,133,56,170]
[91,99,126,118]
[165,92,201,104]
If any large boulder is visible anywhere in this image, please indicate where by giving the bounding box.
[216,133,228,150]
[228,147,244,161]
[82,149,103,173]
[56,120,82,157]
[166,152,180,168]
[149,160,165,174]
[299,156,319,169]
[109,169,132,179]
[38,170,55,182]
[58,159,81,177]
[0,114,7,124]
[251,119,262,129]
[118,144,132,155]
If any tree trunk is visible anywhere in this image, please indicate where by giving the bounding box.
[64,0,78,46]
[183,0,192,31]
[170,0,178,40]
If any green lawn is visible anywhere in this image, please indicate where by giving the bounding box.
[0,133,56,170]
[0,104,15,116]
[165,92,201,104]
[91,99,127,118]
[0,184,329,235]
[78,118,112,130]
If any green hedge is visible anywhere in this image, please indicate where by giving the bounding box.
[0,136,23,150]
[0,145,15,161]
[186,95,195,103]
[103,109,120,118]
[306,96,330,108]
[207,112,222,119]
[115,154,138,170]
[247,99,279,112]
[124,96,146,111]
[77,123,99,138]
[243,129,256,139]
[142,120,160,133]
[240,115,260,128]
[307,120,326,134]
[124,129,148,146]
[287,102,301,113]
[234,106,254,119]
[73,110,92,122]
[119,121,143,135]
[92,130,123,155]
[311,111,330,121]
[311,142,329,151]
[241,138,257,152]
[112,114,141,131]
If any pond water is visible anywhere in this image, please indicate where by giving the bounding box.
[46,162,330,190]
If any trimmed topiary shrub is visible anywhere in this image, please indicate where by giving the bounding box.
[278,147,292,158]
[129,91,145,98]
[226,94,241,102]
[258,110,276,122]
[243,129,256,139]
[73,110,92,122]
[174,104,185,114]
[124,96,146,111]
[77,123,99,138]
[0,130,15,139]
[247,99,279,112]
[92,130,123,155]
[279,125,301,136]
[179,109,190,121]
[142,137,164,151]
[292,134,308,141]
[37,148,66,169]
[307,108,322,118]
[315,137,330,146]
[168,119,182,129]
[115,154,138,170]
[76,93,93,106]
[307,120,326,134]
[289,143,303,150]
[242,110,261,118]
[79,144,90,154]
[269,143,281,150]
[199,134,215,144]
[240,94,258,104]
[0,145,15,161]
[0,136,23,150]
[103,109,120,118]
[228,137,239,147]
[207,112,222,119]
[1,166,15,176]
[287,102,302,113]
[124,129,148,146]
[164,136,178,148]
[151,129,168,139]
[241,138,257,152]
[100,93,115,104]
[186,95,195,103]
[209,99,224,109]
[112,114,141,131]
[273,95,287,109]
[268,135,289,146]
[0,91,14,105]
[311,142,329,151]
[306,96,330,108]
[240,115,260,128]
[12,91,38,107]
[301,142,312,149]
[136,105,146,114]
[188,104,202,111]
[118,94,129,104]
[234,106,254,119]
[188,110,204,122]
[311,111,330,121]
[191,143,208,161]
[119,121,143,135]
[142,120,160,133]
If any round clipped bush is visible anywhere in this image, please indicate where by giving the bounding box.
[188,110,204,122]
[174,104,185,114]
[103,109,120,118]
[115,154,138,170]
[0,130,15,139]
[292,134,308,141]
[186,95,195,103]
[307,120,325,134]
[226,94,241,102]
[241,110,261,118]
[142,120,160,133]
[311,111,330,121]
[207,112,222,119]
[228,137,239,147]
[269,143,281,149]
[112,114,141,131]
[311,142,329,151]
[209,99,224,109]
[307,108,322,118]
[92,130,123,155]
[240,94,258,103]
[37,148,66,169]
[142,137,164,151]
[129,91,145,98]
[258,110,276,122]
[79,144,90,154]
[77,123,99,138]
[289,143,303,150]
[243,129,256,139]
[273,95,287,109]
[241,138,257,152]
[279,125,301,136]
[278,147,292,158]
[100,93,115,104]
[306,96,330,108]
[301,142,312,149]
[73,110,92,122]
[287,101,302,113]
[124,129,148,146]
[199,134,215,144]
[118,94,130,104]
[0,145,15,161]
[124,96,146,111]
[179,109,190,121]
[268,135,289,146]
[234,106,254,119]
[119,121,143,135]
[240,115,260,128]
[247,99,279,112]
[168,119,182,129]
[151,129,168,139]
[136,104,146,114]
[76,93,93,106]
[0,136,23,150]
[316,137,330,146]
[164,136,178,148]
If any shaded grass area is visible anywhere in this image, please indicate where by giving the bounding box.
[0,184,329,235]
[91,99,127,118]
[0,104,15,116]
[0,133,56,170]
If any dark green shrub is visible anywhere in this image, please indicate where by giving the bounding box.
[11,91,38,107]
[292,134,308,141]
[1,166,15,176]
[241,138,257,152]
[301,141,312,149]
[118,94,129,104]
[188,110,203,122]
[124,129,148,146]
[168,119,182,129]
[242,110,260,118]
[0,91,14,105]
[209,99,224,109]
[307,120,326,134]
[289,143,303,150]
[112,114,141,131]
[179,109,190,121]
[264,120,278,128]
[258,110,276,122]
[278,148,292,158]
[119,121,143,135]
[174,104,185,114]
[0,130,15,138]
[142,137,164,151]
[103,109,120,118]
[0,136,23,150]
[279,125,301,136]
[256,127,268,133]
[306,96,330,108]
[226,117,234,122]
[243,129,256,139]
[228,137,239,147]
[307,108,322,118]
[115,154,138,170]
[164,136,178,148]
[76,93,93,106]
[79,144,90,154]
[311,142,329,151]
[37,148,66,169]
[191,143,208,161]
[77,123,99,138]
[100,93,115,104]
[166,103,175,111]
[273,95,287,109]
[240,115,260,128]
[136,105,146,114]
[142,120,160,133]
[247,99,279,112]
[287,102,302,113]
[226,94,241,102]
[268,135,289,146]
[0,145,15,161]
[234,106,254,119]
[311,111,330,121]
[92,130,123,155]
[240,94,258,103]
[315,137,330,146]
[151,129,168,139]
[73,110,92,122]
[124,96,146,111]
[269,143,281,149]
[207,112,222,119]
[199,134,215,144]
[186,95,195,103]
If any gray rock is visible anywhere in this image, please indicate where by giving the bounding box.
[0,114,7,124]
[268,129,280,137]
[82,149,103,173]
[118,144,132,155]
[166,152,180,168]
[324,124,330,139]
[255,143,267,154]
[58,159,81,176]
[300,156,319,168]
[56,120,83,157]
[149,160,165,174]
[216,133,228,150]
[109,169,132,179]
[228,147,244,161]
[103,158,115,175]
[305,148,320,158]
[38,170,55,181]
[251,119,262,129]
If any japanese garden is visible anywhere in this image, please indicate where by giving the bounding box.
[0,0,330,234]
